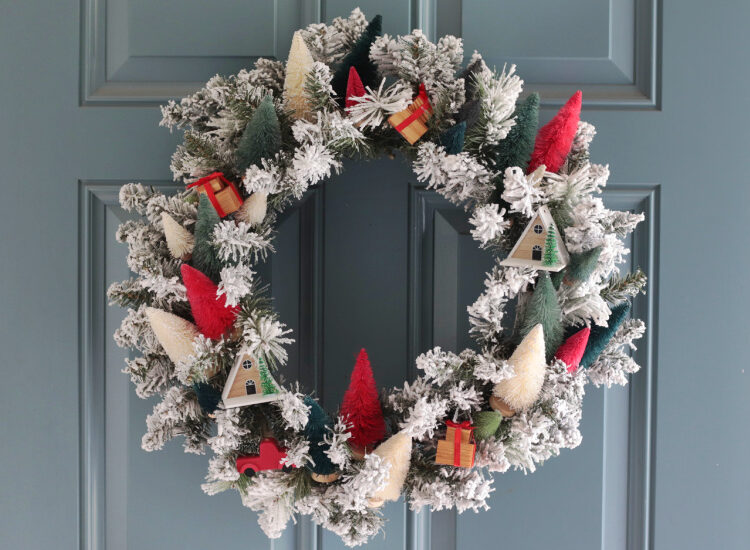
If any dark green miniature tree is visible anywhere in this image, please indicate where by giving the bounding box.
[439,121,466,154]
[192,194,223,282]
[515,271,563,359]
[303,396,337,476]
[579,301,631,369]
[331,15,382,105]
[542,224,559,266]
[566,246,602,283]
[235,95,281,174]
[490,93,539,202]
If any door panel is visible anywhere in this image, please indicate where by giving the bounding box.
[4,1,750,549]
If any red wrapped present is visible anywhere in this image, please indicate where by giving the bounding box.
[187,172,242,217]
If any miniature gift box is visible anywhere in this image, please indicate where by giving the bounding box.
[187,172,243,218]
[388,83,433,144]
[435,420,476,468]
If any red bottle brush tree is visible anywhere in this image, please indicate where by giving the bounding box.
[528,90,582,174]
[181,264,239,339]
[344,66,366,110]
[554,327,590,373]
[339,348,386,456]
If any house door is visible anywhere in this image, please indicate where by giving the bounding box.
[245,380,257,396]
[532,245,543,261]
[2,1,749,549]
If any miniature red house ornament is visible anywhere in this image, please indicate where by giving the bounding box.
[388,83,433,144]
[187,172,242,218]
[435,420,476,468]
[236,438,289,475]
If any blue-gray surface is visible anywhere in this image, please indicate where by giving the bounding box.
[0,1,747,549]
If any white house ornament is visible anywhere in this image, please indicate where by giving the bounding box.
[108,9,649,546]
[500,205,570,271]
[222,348,281,408]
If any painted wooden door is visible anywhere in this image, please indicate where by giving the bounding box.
[2,1,748,549]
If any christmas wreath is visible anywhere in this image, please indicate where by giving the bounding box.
[110,9,647,546]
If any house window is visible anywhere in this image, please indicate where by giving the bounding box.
[532,245,542,261]
[242,359,253,370]
[245,380,257,395]
[533,224,544,234]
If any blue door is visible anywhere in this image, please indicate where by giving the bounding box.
[2,1,748,549]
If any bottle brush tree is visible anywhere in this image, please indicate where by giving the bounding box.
[580,301,631,369]
[283,31,315,119]
[303,396,337,477]
[542,224,559,266]
[515,271,563,359]
[344,66,366,109]
[339,348,386,454]
[181,264,239,339]
[192,194,223,282]
[331,15,382,105]
[439,121,467,154]
[490,93,539,202]
[235,95,281,174]
[528,90,582,174]
[257,356,278,394]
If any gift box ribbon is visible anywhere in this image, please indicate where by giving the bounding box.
[445,420,473,467]
[395,84,433,132]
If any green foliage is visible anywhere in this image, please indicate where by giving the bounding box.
[331,15,382,105]
[235,95,281,174]
[192,194,223,282]
[459,60,485,101]
[257,356,278,394]
[600,269,647,304]
[107,278,155,308]
[490,93,539,202]
[304,66,337,112]
[303,396,337,475]
[439,121,466,154]
[515,271,563,359]
[567,246,602,283]
[474,411,503,440]
[580,301,631,369]
[542,224,559,266]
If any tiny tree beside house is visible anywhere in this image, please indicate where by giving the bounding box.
[257,356,278,394]
[543,224,559,266]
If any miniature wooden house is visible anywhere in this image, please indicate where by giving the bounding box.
[499,205,570,271]
[221,348,281,408]
[388,83,433,144]
[187,172,243,218]
[435,420,476,468]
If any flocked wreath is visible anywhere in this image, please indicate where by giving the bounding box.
[109,9,648,546]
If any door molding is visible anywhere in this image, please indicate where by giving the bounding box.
[408,183,659,550]
[78,180,658,550]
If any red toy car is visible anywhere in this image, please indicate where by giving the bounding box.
[236,438,290,476]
